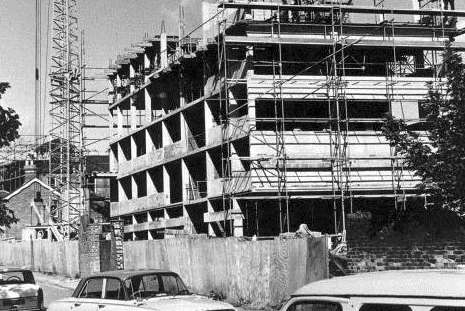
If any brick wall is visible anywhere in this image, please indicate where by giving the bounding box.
[79,224,103,276]
[4,183,53,240]
[346,213,465,273]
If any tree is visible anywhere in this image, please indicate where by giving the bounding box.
[0,83,21,147]
[0,82,20,232]
[382,46,465,216]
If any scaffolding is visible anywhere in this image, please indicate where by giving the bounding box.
[213,0,459,238]
[49,0,83,236]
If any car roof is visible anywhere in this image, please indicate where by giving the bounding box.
[292,270,465,299]
[0,267,31,273]
[88,269,177,280]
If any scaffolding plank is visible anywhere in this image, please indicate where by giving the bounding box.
[218,1,465,18]
[225,35,465,50]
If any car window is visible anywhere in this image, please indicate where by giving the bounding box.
[160,275,179,295]
[432,308,465,311]
[288,301,342,311]
[104,278,124,300]
[126,273,189,299]
[0,271,34,285]
[360,304,412,311]
[79,278,104,299]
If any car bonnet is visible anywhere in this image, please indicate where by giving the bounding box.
[138,294,234,311]
[0,283,39,299]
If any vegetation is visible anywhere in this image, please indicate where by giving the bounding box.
[0,82,20,232]
[380,46,465,236]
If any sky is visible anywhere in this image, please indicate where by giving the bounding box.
[0,0,464,140]
[0,0,203,140]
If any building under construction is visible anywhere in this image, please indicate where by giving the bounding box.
[107,0,465,240]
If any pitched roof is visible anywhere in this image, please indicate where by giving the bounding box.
[4,178,59,200]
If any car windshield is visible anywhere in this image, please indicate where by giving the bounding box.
[125,273,189,299]
[0,271,35,285]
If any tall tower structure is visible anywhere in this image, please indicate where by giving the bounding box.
[49,0,83,236]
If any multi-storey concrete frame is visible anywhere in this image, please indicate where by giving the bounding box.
[107,1,465,240]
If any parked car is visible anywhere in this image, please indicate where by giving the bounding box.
[0,268,44,311]
[48,269,235,311]
[284,270,465,311]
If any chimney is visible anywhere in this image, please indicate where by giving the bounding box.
[160,20,168,69]
[24,154,37,183]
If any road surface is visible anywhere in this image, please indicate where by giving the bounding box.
[37,281,74,307]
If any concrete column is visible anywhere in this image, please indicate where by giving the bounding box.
[207,201,215,236]
[130,101,137,130]
[411,0,420,23]
[144,53,150,80]
[146,129,155,154]
[116,74,122,100]
[147,170,156,195]
[232,199,244,237]
[206,151,216,197]
[162,121,172,146]
[109,145,117,173]
[131,136,137,159]
[160,22,168,69]
[204,101,213,145]
[109,109,114,140]
[118,180,127,202]
[180,112,188,143]
[248,98,256,129]
[181,159,190,202]
[145,88,152,123]
[163,166,171,203]
[131,175,138,199]
[117,107,124,136]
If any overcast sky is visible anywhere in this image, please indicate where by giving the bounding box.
[0,0,464,138]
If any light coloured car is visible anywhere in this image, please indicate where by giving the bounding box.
[48,269,235,311]
[0,268,44,311]
[284,270,465,311]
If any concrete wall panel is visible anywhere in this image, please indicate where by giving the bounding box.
[0,240,79,278]
[123,237,328,308]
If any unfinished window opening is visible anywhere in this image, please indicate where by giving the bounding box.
[184,105,205,151]
[166,205,183,219]
[134,212,148,224]
[134,131,146,157]
[147,83,163,121]
[206,97,222,126]
[255,99,389,131]
[181,60,205,103]
[166,161,182,204]
[209,200,233,237]
[185,203,208,234]
[149,209,164,222]
[147,123,162,151]
[149,230,164,240]
[110,177,118,203]
[228,85,248,118]
[123,233,133,241]
[148,167,163,194]
[254,45,330,75]
[164,114,181,144]
[119,137,131,161]
[184,154,207,201]
[122,216,132,226]
[134,172,147,198]
[207,148,224,179]
[119,177,132,200]
[134,231,148,240]
[231,138,250,172]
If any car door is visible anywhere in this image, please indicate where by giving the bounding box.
[72,277,104,311]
